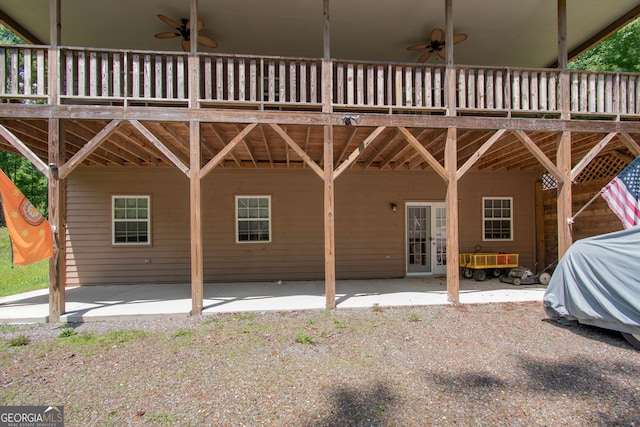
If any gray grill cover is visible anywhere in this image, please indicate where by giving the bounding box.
[543,226,640,335]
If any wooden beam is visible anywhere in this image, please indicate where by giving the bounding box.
[619,133,640,157]
[189,0,199,108]
[0,9,44,45]
[379,129,427,169]
[208,124,243,168]
[58,120,122,179]
[557,131,572,257]
[324,123,336,309]
[334,126,386,179]
[238,124,258,167]
[130,120,190,176]
[535,180,546,273]
[335,127,358,165]
[398,127,448,182]
[445,127,459,304]
[445,0,454,66]
[47,117,65,322]
[513,129,563,181]
[363,128,398,168]
[0,123,49,177]
[558,0,570,119]
[260,124,274,168]
[456,129,506,179]
[557,0,568,70]
[200,123,258,178]
[322,0,331,113]
[48,0,60,106]
[189,120,203,315]
[269,123,324,179]
[5,104,640,134]
[570,132,617,181]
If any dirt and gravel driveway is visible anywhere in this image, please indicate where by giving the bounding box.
[2,302,639,426]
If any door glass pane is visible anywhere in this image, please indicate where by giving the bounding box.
[407,206,431,273]
[435,207,446,267]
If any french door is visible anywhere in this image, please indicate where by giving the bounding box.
[406,202,446,275]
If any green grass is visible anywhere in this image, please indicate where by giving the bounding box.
[0,227,49,297]
[295,331,316,344]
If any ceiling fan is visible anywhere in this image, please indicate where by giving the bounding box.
[407,28,468,63]
[154,14,218,52]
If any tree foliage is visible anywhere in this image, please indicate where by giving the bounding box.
[0,152,49,227]
[0,25,38,227]
[569,18,640,72]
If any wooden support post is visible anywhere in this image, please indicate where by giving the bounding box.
[445,128,459,304]
[557,131,572,258]
[324,125,336,309]
[190,121,203,315]
[322,0,336,309]
[48,0,60,106]
[558,0,570,119]
[445,0,456,116]
[48,118,65,322]
[535,180,546,273]
[322,0,331,114]
[47,0,63,322]
[189,0,199,108]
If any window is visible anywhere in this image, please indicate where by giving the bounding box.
[236,196,271,243]
[483,197,512,241]
[112,196,150,245]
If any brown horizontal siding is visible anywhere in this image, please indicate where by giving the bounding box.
[458,171,539,269]
[65,167,539,285]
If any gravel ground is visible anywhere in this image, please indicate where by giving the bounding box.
[1,301,639,426]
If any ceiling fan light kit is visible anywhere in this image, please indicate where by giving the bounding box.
[154,14,218,51]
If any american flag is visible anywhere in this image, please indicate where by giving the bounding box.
[601,156,640,229]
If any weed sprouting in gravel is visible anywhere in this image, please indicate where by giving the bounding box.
[201,317,219,326]
[8,335,30,347]
[171,329,193,338]
[372,303,385,313]
[0,323,18,333]
[104,329,148,343]
[333,318,347,329]
[58,328,77,338]
[144,412,179,425]
[408,312,422,322]
[295,331,316,344]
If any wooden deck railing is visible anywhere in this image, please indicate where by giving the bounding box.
[0,45,639,118]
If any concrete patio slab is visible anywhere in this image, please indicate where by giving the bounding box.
[0,277,547,324]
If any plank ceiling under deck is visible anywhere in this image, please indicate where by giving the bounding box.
[0,119,636,179]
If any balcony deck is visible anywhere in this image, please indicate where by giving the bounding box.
[2,45,640,120]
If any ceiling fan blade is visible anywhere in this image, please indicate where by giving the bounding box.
[437,48,447,59]
[453,33,468,44]
[418,50,433,63]
[186,19,205,32]
[407,43,429,51]
[430,28,444,43]
[182,39,191,52]
[154,32,179,39]
[157,14,181,30]
[198,35,218,48]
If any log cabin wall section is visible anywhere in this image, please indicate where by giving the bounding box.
[0,0,638,320]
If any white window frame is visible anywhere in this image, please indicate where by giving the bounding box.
[482,197,513,241]
[112,195,151,246]
[235,195,272,243]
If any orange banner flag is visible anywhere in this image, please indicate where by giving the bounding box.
[0,169,53,266]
